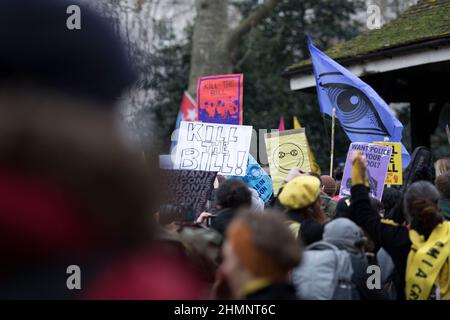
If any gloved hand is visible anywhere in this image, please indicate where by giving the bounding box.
[351,152,369,187]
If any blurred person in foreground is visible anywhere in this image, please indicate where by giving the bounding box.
[215,211,301,300]
[349,152,450,300]
[0,0,204,299]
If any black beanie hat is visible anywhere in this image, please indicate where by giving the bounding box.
[0,0,136,106]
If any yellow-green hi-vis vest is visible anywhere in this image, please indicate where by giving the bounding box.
[406,221,450,300]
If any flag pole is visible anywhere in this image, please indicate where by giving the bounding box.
[330,107,336,176]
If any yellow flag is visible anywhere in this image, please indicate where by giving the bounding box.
[293,116,301,130]
[265,128,311,193]
[293,116,321,174]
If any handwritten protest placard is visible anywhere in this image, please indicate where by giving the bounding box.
[265,128,311,193]
[374,142,403,185]
[339,142,392,201]
[164,169,217,215]
[230,154,273,203]
[173,121,252,176]
[197,74,243,125]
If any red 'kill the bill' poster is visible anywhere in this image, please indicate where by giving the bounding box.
[197,74,243,125]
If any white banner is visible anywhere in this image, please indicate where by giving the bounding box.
[173,121,253,176]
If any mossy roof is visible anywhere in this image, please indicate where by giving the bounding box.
[287,0,450,73]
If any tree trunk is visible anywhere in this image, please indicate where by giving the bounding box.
[187,0,282,98]
[187,0,232,98]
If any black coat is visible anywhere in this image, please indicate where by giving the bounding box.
[349,185,411,300]
[210,207,236,237]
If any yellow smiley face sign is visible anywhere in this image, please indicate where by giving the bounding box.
[265,128,311,193]
[273,142,306,174]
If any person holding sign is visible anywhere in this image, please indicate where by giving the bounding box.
[349,152,450,300]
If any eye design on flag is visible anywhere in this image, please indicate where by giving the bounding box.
[319,80,389,137]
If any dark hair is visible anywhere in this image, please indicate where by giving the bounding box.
[404,181,443,230]
[216,179,251,210]
[335,197,351,219]
[435,171,450,199]
[334,165,344,181]
[381,187,401,215]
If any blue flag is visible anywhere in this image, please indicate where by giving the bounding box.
[307,36,410,167]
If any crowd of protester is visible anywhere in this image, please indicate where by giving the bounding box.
[1,0,450,300]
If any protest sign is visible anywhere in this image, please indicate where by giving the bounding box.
[374,141,403,185]
[265,128,311,193]
[339,142,392,201]
[173,121,252,176]
[230,154,273,203]
[197,74,243,125]
[164,169,217,215]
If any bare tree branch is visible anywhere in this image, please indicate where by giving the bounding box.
[225,0,282,54]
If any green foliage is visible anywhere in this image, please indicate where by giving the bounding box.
[148,0,364,165]
[234,0,364,167]
[131,27,192,150]
[289,0,450,70]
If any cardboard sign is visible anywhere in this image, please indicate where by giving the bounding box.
[164,169,217,215]
[374,142,403,185]
[173,121,252,176]
[197,74,243,125]
[339,142,392,200]
[230,154,273,203]
[265,128,311,193]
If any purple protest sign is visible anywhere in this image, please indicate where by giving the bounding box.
[339,142,392,201]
